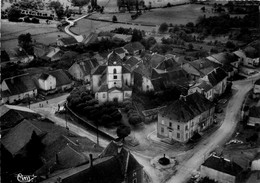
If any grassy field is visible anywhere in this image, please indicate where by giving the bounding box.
[1,20,68,51]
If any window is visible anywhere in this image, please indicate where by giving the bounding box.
[177,133,180,139]
[161,127,164,133]
[186,133,188,140]
[133,172,137,177]
[191,121,194,127]
[113,68,117,74]
[114,82,116,85]
[114,75,117,79]
[103,93,106,98]
[161,120,165,125]
[133,178,137,183]
[177,125,180,130]
[185,125,188,131]
[169,122,172,127]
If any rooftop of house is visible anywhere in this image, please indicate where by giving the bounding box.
[107,51,123,66]
[71,59,99,76]
[189,58,219,76]
[48,69,72,87]
[59,37,78,46]
[202,155,243,176]
[160,92,213,122]
[133,62,153,79]
[0,108,39,130]
[124,42,144,53]
[7,47,29,58]
[149,53,166,68]
[210,52,240,65]
[92,65,107,75]
[0,104,36,117]
[39,73,51,80]
[2,119,43,155]
[124,56,141,69]
[191,80,213,92]
[206,67,228,87]
[1,73,37,97]
[233,50,246,58]
[249,106,260,119]
[156,57,180,71]
[244,46,258,58]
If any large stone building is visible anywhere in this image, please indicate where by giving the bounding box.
[157,92,215,143]
[92,51,133,103]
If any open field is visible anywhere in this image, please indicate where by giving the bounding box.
[91,4,216,25]
[1,20,68,51]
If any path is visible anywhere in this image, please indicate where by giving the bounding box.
[64,14,89,42]
[165,74,260,183]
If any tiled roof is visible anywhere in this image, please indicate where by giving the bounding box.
[149,53,165,68]
[98,84,108,92]
[122,65,131,73]
[124,56,141,69]
[39,73,50,80]
[195,81,213,92]
[210,52,239,65]
[2,119,43,155]
[62,141,142,183]
[73,59,99,76]
[124,42,144,53]
[48,69,72,87]
[107,51,123,66]
[156,57,180,71]
[92,65,107,75]
[207,68,227,86]
[189,58,219,76]
[160,92,213,122]
[133,63,152,79]
[202,155,243,176]
[59,37,78,46]
[2,73,37,95]
[114,47,127,54]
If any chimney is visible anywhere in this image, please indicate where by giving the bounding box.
[199,62,203,69]
[115,139,123,154]
[89,154,93,167]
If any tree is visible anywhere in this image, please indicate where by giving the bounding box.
[112,15,118,22]
[49,1,64,19]
[18,33,34,55]
[116,125,131,141]
[131,29,143,42]
[225,41,236,49]
[159,22,168,33]
[8,7,21,22]
[71,0,90,13]
[188,43,194,51]
[129,115,142,126]
[201,6,206,13]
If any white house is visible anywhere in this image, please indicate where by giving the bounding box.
[200,155,243,183]
[251,153,260,171]
[233,50,259,68]
[92,51,133,103]
[38,73,56,91]
[1,74,38,104]
[157,93,215,143]
[188,80,214,101]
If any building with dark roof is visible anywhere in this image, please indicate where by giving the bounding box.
[43,141,143,183]
[248,106,260,127]
[57,37,78,47]
[68,58,99,84]
[188,80,214,101]
[92,51,133,103]
[124,42,145,55]
[157,92,215,142]
[201,155,243,183]
[114,47,128,59]
[1,73,38,104]
[48,69,74,91]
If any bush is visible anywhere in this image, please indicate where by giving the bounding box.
[112,15,117,23]
[31,17,40,24]
[225,41,236,49]
[129,115,142,126]
[24,16,31,23]
[8,7,21,22]
[159,22,169,33]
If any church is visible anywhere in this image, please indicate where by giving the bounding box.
[92,51,133,103]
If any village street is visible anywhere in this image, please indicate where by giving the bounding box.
[28,74,260,183]
[165,74,260,183]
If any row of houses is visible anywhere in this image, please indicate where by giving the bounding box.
[0,104,144,183]
[1,69,73,104]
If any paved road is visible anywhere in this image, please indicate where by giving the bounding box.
[165,74,260,183]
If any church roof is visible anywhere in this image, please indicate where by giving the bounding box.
[107,51,122,66]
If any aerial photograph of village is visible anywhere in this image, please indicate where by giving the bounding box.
[0,0,259,183]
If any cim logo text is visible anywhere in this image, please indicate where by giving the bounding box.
[17,173,37,183]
